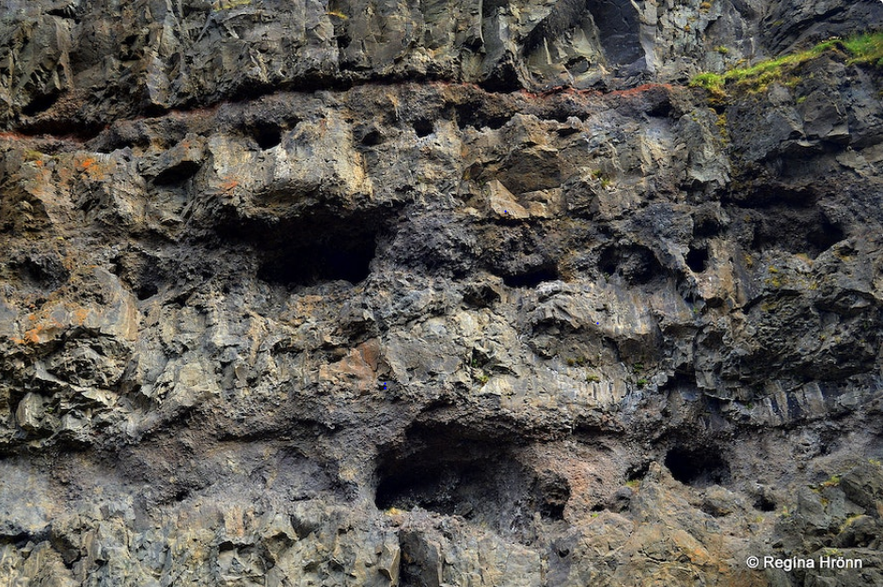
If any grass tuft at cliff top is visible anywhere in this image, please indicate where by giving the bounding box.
[690,31,883,98]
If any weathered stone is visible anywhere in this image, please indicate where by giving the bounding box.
[0,1,882,586]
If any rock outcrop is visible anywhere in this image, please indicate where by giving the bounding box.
[1,1,882,586]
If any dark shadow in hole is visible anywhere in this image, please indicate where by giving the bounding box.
[753,495,776,512]
[693,217,722,238]
[503,267,560,288]
[110,251,165,301]
[12,253,70,291]
[22,92,61,117]
[375,424,569,542]
[664,446,731,487]
[153,160,201,186]
[626,463,649,481]
[599,244,663,285]
[247,210,385,288]
[253,124,283,150]
[534,472,571,520]
[686,246,709,273]
[135,282,159,301]
[413,118,434,137]
[749,207,845,259]
[259,238,376,287]
[453,103,511,131]
[806,218,845,255]
[359,129,382,146]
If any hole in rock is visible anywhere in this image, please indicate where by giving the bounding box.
[259,239,376,287]
[750,208,845,259]
[135,282,159,300]
[255,213,382,288]
[12,253,70,290]
[110,252,164,300]
[693,217,722,238]
[598,244,663,284]
[664,446,731,487]
[454,103,511,131]
[152,161,201,186]
[535,472,571,520]
[753,495,776,512]
[686,246,709,273]
[252,124,283,150]
[646,98,672,118]
[359,128,382,146]
[806,219,845,255]
[503,266,560,288]
[22,92,61,117]
[375,425,569,539]
[626,463,649,481]
[412,118,433,137]
[659,371,699,392]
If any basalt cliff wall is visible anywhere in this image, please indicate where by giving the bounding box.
[1,1,883,585]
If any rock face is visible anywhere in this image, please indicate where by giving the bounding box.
[1,1,883,586]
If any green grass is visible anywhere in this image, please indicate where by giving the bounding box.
[690,31,883,98]
[843,32,883,66]
[214,0,251,9]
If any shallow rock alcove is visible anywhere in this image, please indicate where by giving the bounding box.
[375,426,571,539]
[664,445,731,487]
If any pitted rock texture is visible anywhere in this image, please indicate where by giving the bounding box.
[3,0,881,129]
[1,1,883,586]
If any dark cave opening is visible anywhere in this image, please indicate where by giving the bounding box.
[135,281,159,300]
[152,160,201,186]
[258,234,377,287]
[412,118,434,137]
[252,123,283,150]
[503,266,560,288]
[753,495,777,512]
[222,206,386,289]
[686,246,709,273]
[599,244,663,285]
[693,217,722,239]
[664,446,731,487]
[806,218,845,255]
[375,456,499,516]
[22,91,61,117]
[358,127,382,146]
[453,103,512,131]
[375,425,569,538]
[12,253,70,290]
[109,251,163,300]
[745,203,845,259]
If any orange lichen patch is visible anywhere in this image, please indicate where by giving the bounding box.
[9,300,94,346]
[11,317,64,345]
[73,155,113,181]
[73,307,90,325]
[220,177,240,192]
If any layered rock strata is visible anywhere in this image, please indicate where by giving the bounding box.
[1,1,883,585]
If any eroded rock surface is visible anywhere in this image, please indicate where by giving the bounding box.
[1,1,883,586]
